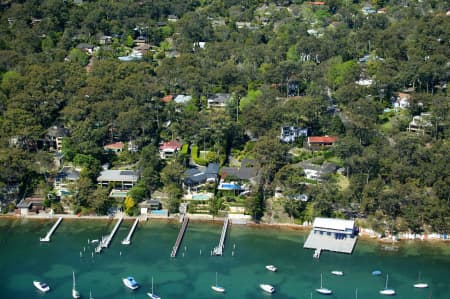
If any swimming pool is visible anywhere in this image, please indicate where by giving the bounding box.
[191,194,211,200]
[218,183,242,190]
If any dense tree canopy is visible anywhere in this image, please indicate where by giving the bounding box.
[0,0,448,233]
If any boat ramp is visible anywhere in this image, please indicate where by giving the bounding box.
[40,217,63,242]
[170,216,189,258]
[95,216,123,253]
[212,217,230,256]
[121,217,139,245]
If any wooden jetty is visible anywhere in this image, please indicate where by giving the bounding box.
[212,217,229,256]
[40,217,63,242]
[121,217,139,245]
[95,216,123,253]
[170,216,189,258]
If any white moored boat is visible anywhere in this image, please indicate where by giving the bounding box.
[414,283,429,288]
[147,276,161,299]
[316,273,332,295]
[33,281,50,292]
[211,272,225,293]
[413,272,429,288]
[72,271,80,299]
[260,284,275,294]
[265,265,278,272]
[123,276,139,290]
[331,271,344,276]
[379,273,396,296]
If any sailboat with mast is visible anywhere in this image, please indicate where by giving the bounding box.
[72,271,80,299]
[147,276,161,299]
[414,272,429,288]
[211,272,225,293]
[379,273,396,295]
[315,273,332,295]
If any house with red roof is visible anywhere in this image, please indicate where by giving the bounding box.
[305,1,326,5]
[159,140,183,159]
[104,142,125,153]
[307,136,337,148]
[161,95,174,103]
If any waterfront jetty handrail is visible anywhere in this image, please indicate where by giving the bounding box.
[170,216,189,258]
[101,216,123,248]
[122,217,139,245]
[213,216,229,256]
[40,217,63,242]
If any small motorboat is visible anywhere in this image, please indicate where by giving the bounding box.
[372,270,382,276]
[33,281,50,292]
[260,284,275,294]
[265,265,278,272]
[91,239,99,244]
[331,270,344,276]
[123,276,139,290]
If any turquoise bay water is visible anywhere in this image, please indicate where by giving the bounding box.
[0,218,449,299]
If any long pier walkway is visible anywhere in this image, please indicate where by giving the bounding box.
[170,216,189,258]
[96,216,123,253]
[122,217,139,245]
[212,217,229,256]
[40,217,63,242]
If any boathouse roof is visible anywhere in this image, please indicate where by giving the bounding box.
[313,217,355,232]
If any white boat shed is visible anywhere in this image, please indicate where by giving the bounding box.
[304,217,358,254]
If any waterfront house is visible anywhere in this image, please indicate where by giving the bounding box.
[159,140,183,159]
[220,158,259,189]
[174,94,192,104]
[408,112,433,135]
[54,166,80,197]
[183,163,220,190]
[307,136,337,149]
[76,43,94,55]
[46,125,69,152]
[128,140,139,153]
[139,199,162,215]
[393,92,411,110]
[207,93,231,109]
[104,141,125,153]
[167,15,179,22]
[304,217,358,254]
[97,170,139,189]
[16,197,44,216]
[296,161,337,181]
[280,126,308,143]
[54,166,80,187]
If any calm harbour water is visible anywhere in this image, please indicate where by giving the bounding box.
[0,218,449,299]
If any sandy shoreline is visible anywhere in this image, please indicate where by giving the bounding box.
[1,213,447,243]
